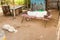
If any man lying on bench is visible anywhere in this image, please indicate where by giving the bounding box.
[21,10,52,22]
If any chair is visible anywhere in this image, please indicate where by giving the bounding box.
[1,5,12,16]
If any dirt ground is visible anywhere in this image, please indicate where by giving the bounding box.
[57,14,60,40]
[0,9,59,40]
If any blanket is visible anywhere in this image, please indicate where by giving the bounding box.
[27,11,47,17]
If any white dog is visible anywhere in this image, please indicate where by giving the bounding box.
[2,24,17,33]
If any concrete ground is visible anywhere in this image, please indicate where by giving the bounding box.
[0,9,59,40]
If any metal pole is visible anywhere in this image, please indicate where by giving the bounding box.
[27,0,28,9]
[13,0,16,19]
[45,0,47,10]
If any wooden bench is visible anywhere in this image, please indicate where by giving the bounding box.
[21,10,52,27]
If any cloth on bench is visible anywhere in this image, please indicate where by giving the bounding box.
[27,11,47,18]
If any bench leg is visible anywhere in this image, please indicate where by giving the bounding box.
[44,20,47,27]
[21,17,25,23]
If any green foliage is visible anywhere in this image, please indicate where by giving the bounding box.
[1,0,10,5]
[15,0,25,5]
[0,0,30,5]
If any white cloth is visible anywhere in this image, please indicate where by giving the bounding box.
[2,24,17,33]
[27,11,37,16]
[27,11,47,17]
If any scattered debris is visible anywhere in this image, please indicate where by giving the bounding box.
[2,24,17,33]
